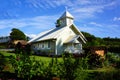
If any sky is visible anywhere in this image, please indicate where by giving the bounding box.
[0,0,120,38]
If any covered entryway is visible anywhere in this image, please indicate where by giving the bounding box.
[63,35,83,54]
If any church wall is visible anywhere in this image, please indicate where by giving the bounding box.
[56,27,77,55]
[31,40,55,55]
[66,18,73,26]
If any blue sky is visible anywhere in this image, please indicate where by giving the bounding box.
[0,0,120,38]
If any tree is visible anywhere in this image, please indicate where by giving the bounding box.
[10,28,26,41]
[82,31,104,47]
[56,19,61,27]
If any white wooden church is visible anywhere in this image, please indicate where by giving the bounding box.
[28,10,87,55]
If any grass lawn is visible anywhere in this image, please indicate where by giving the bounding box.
[0,51,15,57]
[0,51,63,64]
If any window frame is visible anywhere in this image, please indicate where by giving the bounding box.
[47,41,50,49]
[41,42,44,49]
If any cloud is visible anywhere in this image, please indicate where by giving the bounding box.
[113,17,120,21]
[0,14,59,37]
[12,0,118,12]
[25,33,37,38]
[71,0,117,20]
[80,21,120,38]
[0,15,58,29]
[0,0,118,20]
[89,22,102,27]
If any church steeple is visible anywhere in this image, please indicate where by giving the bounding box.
[59,10,74,19]
[56,10,74,27]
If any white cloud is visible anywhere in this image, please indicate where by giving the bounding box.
[81,22,120,38]
[25,33,37,38]
[113,17,120,21]
[0,15,58,29]
[0,14,59,37]
[0,0,118,20]
[89,22,102,27]
[76,0,91,5]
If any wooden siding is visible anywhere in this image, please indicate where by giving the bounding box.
[32,40,55,55]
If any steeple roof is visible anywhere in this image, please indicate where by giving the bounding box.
[59,10,74,19]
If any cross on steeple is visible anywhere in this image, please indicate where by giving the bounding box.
[65,6,68,11]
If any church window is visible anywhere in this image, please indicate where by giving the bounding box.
[42,42,44,48]
[48,41,50,48]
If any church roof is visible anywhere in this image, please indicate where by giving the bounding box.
[64,35,80,44]
[28,25,69,43]
[28,24,86,43]
[59,10,74,19]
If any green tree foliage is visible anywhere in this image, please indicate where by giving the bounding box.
[15,42,22,54]
[87,53,103,68]
[106,52,120,69]
[103,37,120,47]
[103,37,120,53]
[10,28,26,40]
[56,19,61,27]
[82,31,120,53]
[82,31,104,47]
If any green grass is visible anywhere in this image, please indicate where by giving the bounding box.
[0,51,62,63]
[85,66,117,72]
[31,55,63,62]
[31,55,51,61]
[0,51,15,72]
[0,51,15,56]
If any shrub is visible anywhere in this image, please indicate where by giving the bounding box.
[87,70,120,80]
[106,52,120,69]
[115,59,120,69]
[0,53,6,72]
[42,58,58,79]
[0,45,6,49]
[57,53,89,80]
[87,52,103,69]
[75,57,89,80]
[10,53,45,79]
[61,53,78,80]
